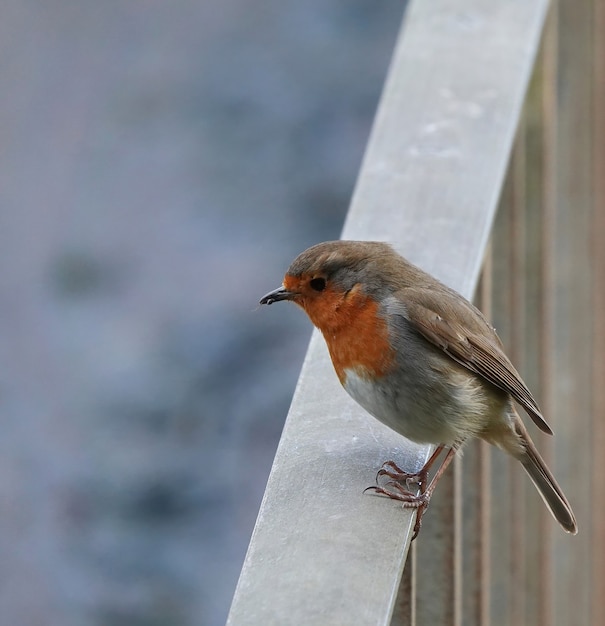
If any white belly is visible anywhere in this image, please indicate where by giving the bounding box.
[343,366,495,445]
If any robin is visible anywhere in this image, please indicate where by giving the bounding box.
[260,240,577,538]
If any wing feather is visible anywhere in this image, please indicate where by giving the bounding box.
[389,287,553,435]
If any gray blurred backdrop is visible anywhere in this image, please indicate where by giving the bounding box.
[0,1,405,624]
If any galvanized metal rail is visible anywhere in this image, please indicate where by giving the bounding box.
[228,0,604,623]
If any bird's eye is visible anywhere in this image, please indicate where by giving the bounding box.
[309,277,326,292]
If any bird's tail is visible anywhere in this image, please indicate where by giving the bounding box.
[513,418,578,534]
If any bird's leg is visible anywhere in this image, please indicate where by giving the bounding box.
[374,445,445,492]
[365,445,446,511]
[365,445,459,539]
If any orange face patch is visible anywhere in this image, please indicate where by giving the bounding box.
[284,274,395,385]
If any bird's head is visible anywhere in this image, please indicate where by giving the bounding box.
[259,240,401,332]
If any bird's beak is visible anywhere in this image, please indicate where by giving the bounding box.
[259,286,296,305]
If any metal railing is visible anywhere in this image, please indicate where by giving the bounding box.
[228,0,604,624]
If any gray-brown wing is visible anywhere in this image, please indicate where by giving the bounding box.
[389,287,553,435]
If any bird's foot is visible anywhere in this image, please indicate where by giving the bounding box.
[364,468,430,541]
[364,446,453,539]
[374,460,429,491]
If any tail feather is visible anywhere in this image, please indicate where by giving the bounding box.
[514,419,578,535]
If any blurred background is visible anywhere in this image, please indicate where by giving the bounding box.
[0,1,406,624]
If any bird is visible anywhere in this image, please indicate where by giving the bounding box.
[259,240,577,538]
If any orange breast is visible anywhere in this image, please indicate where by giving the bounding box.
[302,286,396,385]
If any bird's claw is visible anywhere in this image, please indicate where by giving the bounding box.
[364,480,430,540]
[375,460,428,491]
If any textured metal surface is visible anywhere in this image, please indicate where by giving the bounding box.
[591,1,605,623]
[228,0,549,624]
[550,0,595,622]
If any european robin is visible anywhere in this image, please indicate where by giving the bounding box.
[260,240,577,537]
